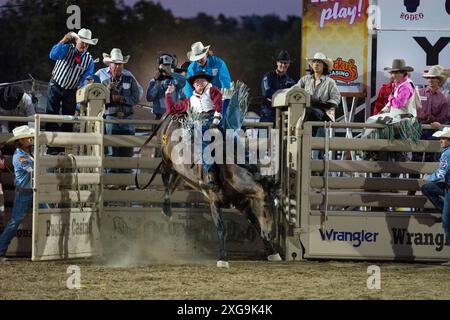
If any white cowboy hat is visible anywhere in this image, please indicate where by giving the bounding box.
[103,48,130,65]
[433,127,450,139]
[187,42,211,62]
[76,28,98,46]
[306,52,334,70]
[7,125,35,143]
[423,65,448,85]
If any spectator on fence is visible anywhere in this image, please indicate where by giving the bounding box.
[296,52,340,125]
[184,41,231,101]
[46,29,97,136]
[260,50,296,125]
[421,127,450,266]
[410,66,449,176]
[373,73,395,116]
[95,48,143,172]
[146,53,186,121]
[0,126,38,261]
[0,85,35,133]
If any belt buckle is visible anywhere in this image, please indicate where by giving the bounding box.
[116,112,125,119]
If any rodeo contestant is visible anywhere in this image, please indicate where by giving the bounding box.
[0,125,35,261]
[95,48,143,172]
[421,127,450,266]
[47,28,97,134]
[260,50,296,124]
[165,71,222,190]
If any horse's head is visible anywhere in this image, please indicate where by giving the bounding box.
[251,178,280,241]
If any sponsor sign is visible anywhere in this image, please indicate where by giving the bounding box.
[306,214,450,260]
[302,0,369,93]
[377,0,450,31]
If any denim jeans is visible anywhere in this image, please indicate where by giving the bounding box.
[0,191,33,256]
[46,83,77,133]
[421,181,450,246]
[105,115,135,174]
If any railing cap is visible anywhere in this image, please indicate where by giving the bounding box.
[272,86,310,108]
[76,83,110,104]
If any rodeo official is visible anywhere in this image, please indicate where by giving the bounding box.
[0,126,36,261]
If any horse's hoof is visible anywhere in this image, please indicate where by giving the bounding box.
[267,253,282,262]
[217,260,230,268]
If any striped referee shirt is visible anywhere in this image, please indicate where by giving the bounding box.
[49,43,94,90]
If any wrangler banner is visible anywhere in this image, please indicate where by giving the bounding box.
[301,0,369,93]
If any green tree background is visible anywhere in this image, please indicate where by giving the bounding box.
[0,0,301,107]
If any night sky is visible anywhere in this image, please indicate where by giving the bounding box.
[126,0,302,18]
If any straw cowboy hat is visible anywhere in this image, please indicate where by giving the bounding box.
[187,71,214,88]
[423,65,448,85]
[306,52,334,70]
[103,48,130,65]
[76,28,98,46]
[384,59,414,72]
[7,125,34,143]
[187,42,211,62]
[433,127,450,139]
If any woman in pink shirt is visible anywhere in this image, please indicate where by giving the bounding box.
[384,59,415,114]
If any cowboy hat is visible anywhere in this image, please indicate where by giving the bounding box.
[7,125,35,143]
[423,65,448,85]
[76,28,98,46]
[187,42,211,62]
[433,127,450,139]
[274,50,293,64]
[306,52,334,70]
[103,48,130,65]
[187,71,214,88]
[384,59,414,72]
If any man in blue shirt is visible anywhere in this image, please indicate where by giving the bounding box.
[95,48,143,173]
[260,51,296,124]
[0,125,35,261]
[185,42,231,99]
[146,53,186,120]
[47,28,97,135]
[421,127,450,265]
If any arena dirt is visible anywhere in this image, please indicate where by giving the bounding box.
[1,259,449,300]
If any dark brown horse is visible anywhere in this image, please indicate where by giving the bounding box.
[157,113,281,268]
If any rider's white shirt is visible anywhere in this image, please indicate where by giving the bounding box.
[189,84,215,113]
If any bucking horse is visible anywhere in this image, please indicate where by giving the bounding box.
[153,82,282,268]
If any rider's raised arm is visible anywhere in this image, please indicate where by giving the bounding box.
[165,88,189,114]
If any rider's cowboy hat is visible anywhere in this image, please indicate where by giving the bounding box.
[7,125,34,143]
[384,59,414,72]
[187,71,214,88]
[187,42,211,62]
[76,28,98,46]
[423,65,448,85]
[306,52,334,70]
[103,48,130,65]
[433,127,450,139]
